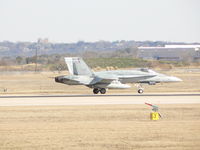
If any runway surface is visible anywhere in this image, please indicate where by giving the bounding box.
[0,94,200,106]
[1,93,200,98]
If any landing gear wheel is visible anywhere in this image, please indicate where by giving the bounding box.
[138,89,143,94]
[93,88,99,94]
[100,88,106,94]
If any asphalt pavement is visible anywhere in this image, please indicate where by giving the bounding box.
[0,94,200,106]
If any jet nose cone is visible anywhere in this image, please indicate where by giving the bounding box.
[176,77,182,82]
[171,76,182,82]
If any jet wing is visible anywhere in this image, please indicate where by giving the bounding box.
[60,75,117,85]
[90,74,156,85]
[89,74,118,85]
[118,75,156,83]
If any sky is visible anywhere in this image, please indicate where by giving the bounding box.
[0,0,200,43]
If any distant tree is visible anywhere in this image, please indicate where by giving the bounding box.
[16,56,23,65]
[0,57,14,66]
[0,59,8,66]
[82,51,99,58]
[26,57,30,64]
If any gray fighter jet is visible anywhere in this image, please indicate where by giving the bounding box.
[55,57,182,94]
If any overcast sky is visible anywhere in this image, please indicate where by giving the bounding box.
[0,0,200,43]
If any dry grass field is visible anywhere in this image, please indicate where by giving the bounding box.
[0,68,200,95]
[0,104,200,150]
[0,69,200,149]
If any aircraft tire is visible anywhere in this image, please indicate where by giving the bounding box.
[138,89,143,94]
[93,88,99,94]
[100,88,106,94]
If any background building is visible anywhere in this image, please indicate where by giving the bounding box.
[138,45,200,61]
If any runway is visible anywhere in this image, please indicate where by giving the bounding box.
[1,93,200,98]
[0,94,200,106]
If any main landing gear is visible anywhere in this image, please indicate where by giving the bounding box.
[93,88,106,94]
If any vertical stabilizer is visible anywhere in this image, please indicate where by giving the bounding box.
[64,57,93,76]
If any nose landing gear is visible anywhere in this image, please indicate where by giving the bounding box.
[138,88,144,94]
[93,88,106,94]
[135,83,144,94]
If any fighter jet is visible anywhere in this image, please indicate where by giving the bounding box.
[55,57,182,94]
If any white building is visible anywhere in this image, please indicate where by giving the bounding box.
[138,45,200,61]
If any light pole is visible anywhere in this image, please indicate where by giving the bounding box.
[35,44,39,72]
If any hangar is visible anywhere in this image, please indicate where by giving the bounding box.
[138,45,200,61]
